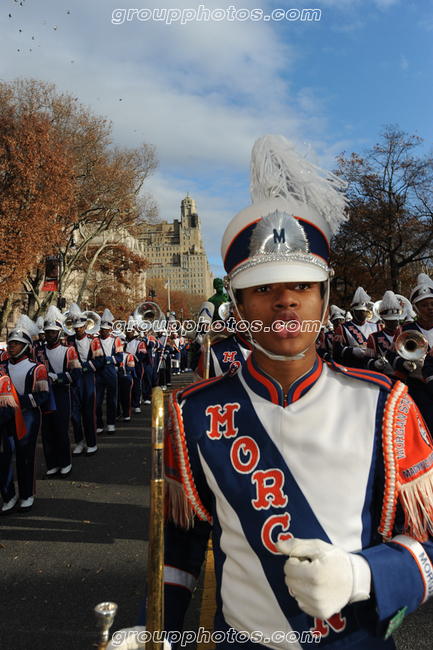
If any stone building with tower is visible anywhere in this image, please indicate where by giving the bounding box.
[138,193,213,297]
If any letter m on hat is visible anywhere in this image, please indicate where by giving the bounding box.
[273,228,285,243]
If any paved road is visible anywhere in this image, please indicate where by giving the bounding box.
[1,371,432,650]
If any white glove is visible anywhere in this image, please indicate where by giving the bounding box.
[276,538,371,620]
[352,347,365,358]
[403,360,417,372]
[374,358,386,370]
[48,373,58,383]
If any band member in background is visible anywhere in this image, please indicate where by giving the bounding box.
[96,309,123,434]
[35,306,82,478]
[67,302,104,456]
[147,135,433,650]
[365,291,404,381]
[116,334,135,422]
[394,274,433,434]
[0,315,54,513]
[332,287,381,367]
[125,318,148,411]
[0,369,26,515]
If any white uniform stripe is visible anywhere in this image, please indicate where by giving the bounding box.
[391,534,433,603]
[164,566,196,593]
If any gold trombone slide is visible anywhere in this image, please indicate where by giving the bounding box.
[147,386,165,650]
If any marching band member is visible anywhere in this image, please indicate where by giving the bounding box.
[150,135,433,650]
[365,291,403,381]
[316,305,345,362]
[125,319,149,410]
[195,330,253,379]
[35,306,82,478]
[67,303,104,456]
[394,274,433,434]
[142,328,158,405]
[0,315,54,513]
[333,287,381,366]
[96,309,123,434]
[117,336,135,422]
[0,369,26,515]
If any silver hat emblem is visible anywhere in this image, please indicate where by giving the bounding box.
[249,210,309,257]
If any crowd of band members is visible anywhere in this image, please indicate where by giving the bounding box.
[191,278,433,443]
[0,303,192,515]
[3,276,433,516]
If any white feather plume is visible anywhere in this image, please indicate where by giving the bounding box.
[351,286,371,306]
[380,291,401,312]
[36,316,44,331]
[44,305,64,323]
[68,302,83,319]
[101,308,114,322]
[416,273,433,288]
[250,135,349,234]
[16,315,40,338]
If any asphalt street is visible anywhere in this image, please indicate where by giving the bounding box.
[1,371,432,650]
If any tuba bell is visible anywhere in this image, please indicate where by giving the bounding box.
[62,310,75,337]
[62,309,101,336]
[395,330,428,361]
[133,301,164,332]
[83,311,101,335]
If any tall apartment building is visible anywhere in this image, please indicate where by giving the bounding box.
[139,194,214,298]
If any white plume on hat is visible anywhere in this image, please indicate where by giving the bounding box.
[416,273,433,288]
[222,135,350,290]
[36,316,44,332]
[410,273,433,305]
[16,315,40,338]
[68,302,84,320]
[250,135,349,234]
[100,308,114,329]
[44,305,64,329]
[45,304,63,321]
[379,291,401,313]
[351,287,371,307]
[101,309,114,322]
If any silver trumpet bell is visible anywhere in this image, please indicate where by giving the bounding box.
[395,330,428,361]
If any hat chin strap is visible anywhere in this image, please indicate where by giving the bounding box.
[228,280,330,362]
[9,343,30,359]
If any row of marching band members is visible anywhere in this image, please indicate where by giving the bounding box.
[190,275,433,441]
[0,302,185,515]
[316,277,433,437]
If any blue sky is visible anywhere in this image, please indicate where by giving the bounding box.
[2,0,432,279]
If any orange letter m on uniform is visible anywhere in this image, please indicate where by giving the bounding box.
[205,403,240,440]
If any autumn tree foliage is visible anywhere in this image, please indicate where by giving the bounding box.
[0,108,75,315]
[76,244,148,315]
[330,125,433,306]
[146,277,206,321]
[0,77,159,328]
